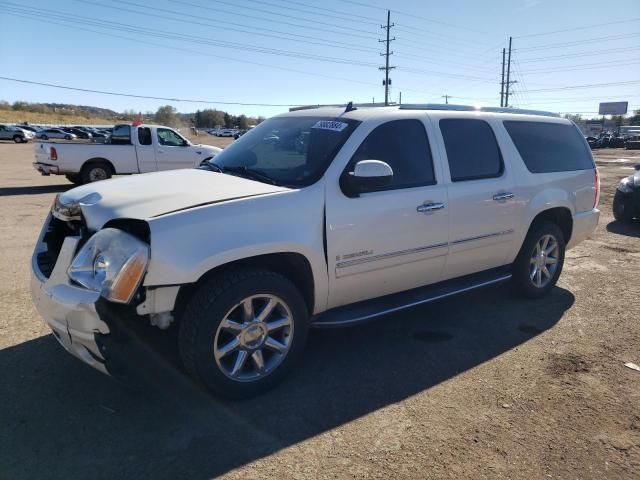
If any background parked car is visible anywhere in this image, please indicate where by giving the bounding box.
[613,164,640,223]
[36,128,77,140]
[0,124,34,143]
[62,127,92,139]
[14,125,41,135]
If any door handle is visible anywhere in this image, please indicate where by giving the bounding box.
[493,192,514,201]
[417,202,445,213]
[157,149,165,153]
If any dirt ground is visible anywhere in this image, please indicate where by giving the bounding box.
[0,140,638,480]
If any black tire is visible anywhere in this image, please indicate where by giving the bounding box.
[41,135,48,140]
[178,268,309,399]
[64,135,72,140]
[13,135,23,143]
[512,221,566,299]
[613,190,635,223]
[80,161,112,183]
[65,173,82,185]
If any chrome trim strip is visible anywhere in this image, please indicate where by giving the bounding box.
[451,229,514,245]
[313,274,512,327]
[336,242,448,269]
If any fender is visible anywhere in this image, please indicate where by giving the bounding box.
[143,183,330,314]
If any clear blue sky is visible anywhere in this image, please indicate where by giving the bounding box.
[0,0,638,118]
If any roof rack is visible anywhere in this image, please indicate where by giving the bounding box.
[289,102,396,112]
[398,103,560,117]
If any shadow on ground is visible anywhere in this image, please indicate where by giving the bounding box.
[0,285,574,479]
[606,219,640,238]
[0,185,71,196]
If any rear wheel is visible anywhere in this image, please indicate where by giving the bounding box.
[178,268,309,399]
[65,173,82,185]
[81,162,112,183]
[512,221,565,299]
[613,190,635,223]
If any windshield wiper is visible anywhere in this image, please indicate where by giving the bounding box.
[221,165,278,185]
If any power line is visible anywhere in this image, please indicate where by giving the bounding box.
[515,17,640,38]
[515,32,640,51]
[520,59,640,75]
[526,80,640,93]
[516,46,640,63]
[340,0,490,34]
[3,5,379,67]
[0,76,301,106]
[243,0,380,27]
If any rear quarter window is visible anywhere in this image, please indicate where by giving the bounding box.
[503,121,594,173]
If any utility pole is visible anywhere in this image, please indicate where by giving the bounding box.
[378,10,395,106]
[505,36,513,108]
[500,48,506,107]
[442,94,451,104]
[399,91,402,105]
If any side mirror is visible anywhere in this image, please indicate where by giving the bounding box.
[342,160,393,196]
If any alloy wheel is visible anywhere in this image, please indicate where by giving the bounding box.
[529,234,559,288]
[213,294,293,382]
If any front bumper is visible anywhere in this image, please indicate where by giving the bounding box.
[33,162,59,176]
[31,215,110,374]
[567,208,600,250]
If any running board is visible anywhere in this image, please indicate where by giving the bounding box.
[311,266,512,328]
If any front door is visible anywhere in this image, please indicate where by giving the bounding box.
[135,126,157,173]
[155,128,196,171]
[433,116,517,280]
[326,118,449,309]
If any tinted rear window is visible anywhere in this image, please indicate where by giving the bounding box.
[503,121,594,173]
[440,119,503,182]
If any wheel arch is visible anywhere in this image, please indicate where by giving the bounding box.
[82,157,116,175]
[527,206,573,245]
[172,252,316,323]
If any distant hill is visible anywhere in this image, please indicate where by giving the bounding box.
[40,103,119,118]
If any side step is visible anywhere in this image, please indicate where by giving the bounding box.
[311,266,512,328]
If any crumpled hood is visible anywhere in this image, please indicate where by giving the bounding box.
[60,169,289,230]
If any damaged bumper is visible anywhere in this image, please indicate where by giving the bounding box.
[33,162,59,176]
[31,217,110,374]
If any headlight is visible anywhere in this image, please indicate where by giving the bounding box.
[618,177,634,194]
[68,228,149,304]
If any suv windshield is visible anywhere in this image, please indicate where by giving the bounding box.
[208,115,360,187]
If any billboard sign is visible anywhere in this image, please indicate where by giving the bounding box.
[598,101,628,115]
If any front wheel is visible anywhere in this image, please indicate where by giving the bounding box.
[41,135,48,140]
[512,221,565,299]
[178,269,309,398]
[64,135,72,140]
[613,190,635,223]
[13,135,23,143]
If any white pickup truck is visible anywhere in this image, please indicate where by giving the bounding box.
[33,124,222,184]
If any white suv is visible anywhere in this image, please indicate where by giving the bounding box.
[31,104,600,398]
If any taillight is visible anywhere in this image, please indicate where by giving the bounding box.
[594,167,600,208]
[50,147,57,161]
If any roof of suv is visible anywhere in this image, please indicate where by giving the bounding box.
[285,103,565,124]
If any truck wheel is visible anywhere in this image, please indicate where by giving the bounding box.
[178,268,309,399]
[65,173,82,185]
[13,135,23,143]
[81,162,112,183]
[613,190,634,222]
[512,221,565,299]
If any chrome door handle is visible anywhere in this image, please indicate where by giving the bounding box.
[493,192,514,201]
[417,202,445,213]
[157,149,165,153]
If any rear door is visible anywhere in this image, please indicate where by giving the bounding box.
[431,115,517,280]
[325,116,449,308]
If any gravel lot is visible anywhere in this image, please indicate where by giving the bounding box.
[0,141,639,479]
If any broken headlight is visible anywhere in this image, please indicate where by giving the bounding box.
[68,228,149,304]
[52,194,81,221]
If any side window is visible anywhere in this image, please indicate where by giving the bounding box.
[503,121,594,173]
[111,125,131,145]
[348,119,435,190]
[157,128,186,146]
[138,127,152,145]
[440,119,503,182]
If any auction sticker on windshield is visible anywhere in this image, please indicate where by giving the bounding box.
[312,120,349,132]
